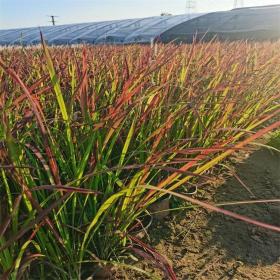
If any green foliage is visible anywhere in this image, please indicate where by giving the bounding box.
[0,41,280,278]
[268,130,280,150]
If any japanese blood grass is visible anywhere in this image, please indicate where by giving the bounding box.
[0,41,280,279]
[268,130,280,150]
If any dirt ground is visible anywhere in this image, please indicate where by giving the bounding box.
[124,148,280,279]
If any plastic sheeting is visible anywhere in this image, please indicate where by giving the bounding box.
[160,5,280,43]
[0,13,204,46]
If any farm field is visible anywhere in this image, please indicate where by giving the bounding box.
[127,148,280,279]
[0,41,280,279]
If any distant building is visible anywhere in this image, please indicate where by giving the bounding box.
[0,5,279,46]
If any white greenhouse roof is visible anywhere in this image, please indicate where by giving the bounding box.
[0,13,204,46]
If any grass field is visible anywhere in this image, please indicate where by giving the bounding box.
[0,40,280,279]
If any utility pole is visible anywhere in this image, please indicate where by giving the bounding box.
[48,15,58,26]
[185,0,196,19]
[233,0,244,9]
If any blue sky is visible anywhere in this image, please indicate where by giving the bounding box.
[0,0,279,29]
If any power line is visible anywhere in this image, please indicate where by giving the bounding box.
[185,0,196,18]
[47,15,58,26]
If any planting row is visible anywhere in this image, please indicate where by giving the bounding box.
[0,41,280,279]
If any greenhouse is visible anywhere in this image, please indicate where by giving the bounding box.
[0,14,204,45]
[161,4,280,42]
[0,4,279,46]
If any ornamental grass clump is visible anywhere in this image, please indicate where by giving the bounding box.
[0,40,280,279]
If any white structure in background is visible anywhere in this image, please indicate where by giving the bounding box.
[234,0,244,8]
[0,4,279,46]
[0,13,204,45]
[185,0,196,19]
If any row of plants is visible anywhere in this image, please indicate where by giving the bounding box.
[0,40,280,279]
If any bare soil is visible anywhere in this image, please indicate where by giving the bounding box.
[122,149,280,279]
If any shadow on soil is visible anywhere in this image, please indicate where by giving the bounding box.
[208,148,280,265]
[145,149,280,279]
